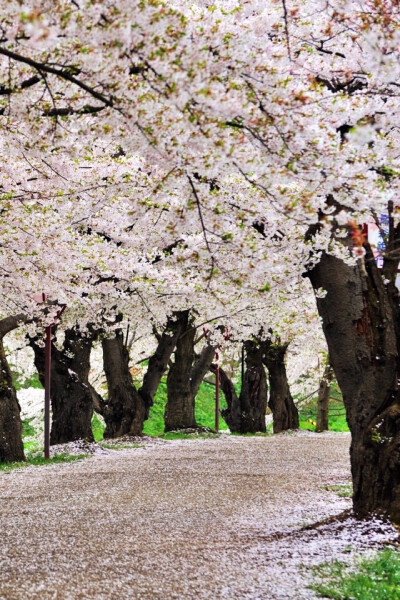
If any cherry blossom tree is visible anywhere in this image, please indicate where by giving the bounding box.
[0,0,399,520]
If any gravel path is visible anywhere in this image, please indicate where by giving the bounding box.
[0,432,398,600]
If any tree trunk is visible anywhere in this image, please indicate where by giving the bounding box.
[263,342,299,433]
[100,314,189,438]
[101,331,142,438]
[307,243,400,520]
[164,311,216,432]
[211,363,239,428]
[135,314,186,432]
[31,328,94,444]
[0,338,25,462]
[215,366,242,432]
[315,362,332,433]
[219,340,267,433]
[165,311,197,431]
[0,314,30,462]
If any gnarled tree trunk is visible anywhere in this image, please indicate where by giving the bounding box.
[100,313,187,437]
[0,314,29,462]
[134,314,187,433]
[307,230,400,520]
[218,340,267,433]
[0,337,24,462]
[263,341,298,433]
[100,313,188,438]
[31,327,94,444]
[101,331,141,438]
[164,311,216,432]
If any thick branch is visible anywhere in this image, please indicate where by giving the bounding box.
[0,313,28,337]
[138,312,185,409]
[190,343,216,395]
[210,363,238,411]
[0,46,114,107]
[43,104,106,116]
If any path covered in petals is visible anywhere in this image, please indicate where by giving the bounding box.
[0,433,397,600]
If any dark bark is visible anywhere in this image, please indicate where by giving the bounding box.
[101,331,142,438]
[315,362,332,433]
[0,314,30,462]
[306,232,400,520]
[191,343,217,395]
[100,313,188,437]
[137,314,186,426]
[218,340,267,433]
[165,312,196,431]
[263,341,299,433]
[31,327,94,444]
[0,337,25,462]
[214,365,241,430]
[0,313,28,337]
[164,311,216,432]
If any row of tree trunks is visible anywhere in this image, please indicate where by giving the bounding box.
[216,339,298,434]
[220,340,268,433]
[164,310,216,431]
[24,310,186,444]
[0,313,298,455]
[307,231,400,521]
[18,311,191,445]
[100,312,187,438]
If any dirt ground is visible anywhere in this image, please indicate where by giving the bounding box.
[0,432,398,600]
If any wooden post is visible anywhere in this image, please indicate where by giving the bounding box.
[215,351,219,432]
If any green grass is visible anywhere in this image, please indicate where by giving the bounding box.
[12,370,43,391]
[23,439,40,452]
[162,431,218,440]
[324,483,353,498]
[142,381,166,436]
[298,398,349,432]
[92,414,105,441]
[99,442,143,449]
[142,379,227,437]
[310,549,400,599]
[0,452,87,473]
[21,417,36,437]
[194,380,227,431]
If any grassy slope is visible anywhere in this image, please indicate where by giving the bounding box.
[0,453,87,472]
[143,379,228,436]
[298,400,348,432]
[297,383,349,432]
[311,549,400,600]
[140,378,348,436]
[18,375,348,451]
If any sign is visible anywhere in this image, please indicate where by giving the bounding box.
[367,214,400,290]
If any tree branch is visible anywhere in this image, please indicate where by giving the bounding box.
[0,46,114,107]
[0,313,29,337]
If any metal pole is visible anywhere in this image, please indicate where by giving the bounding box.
[44,325,51,460]
[215,352,219,432]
